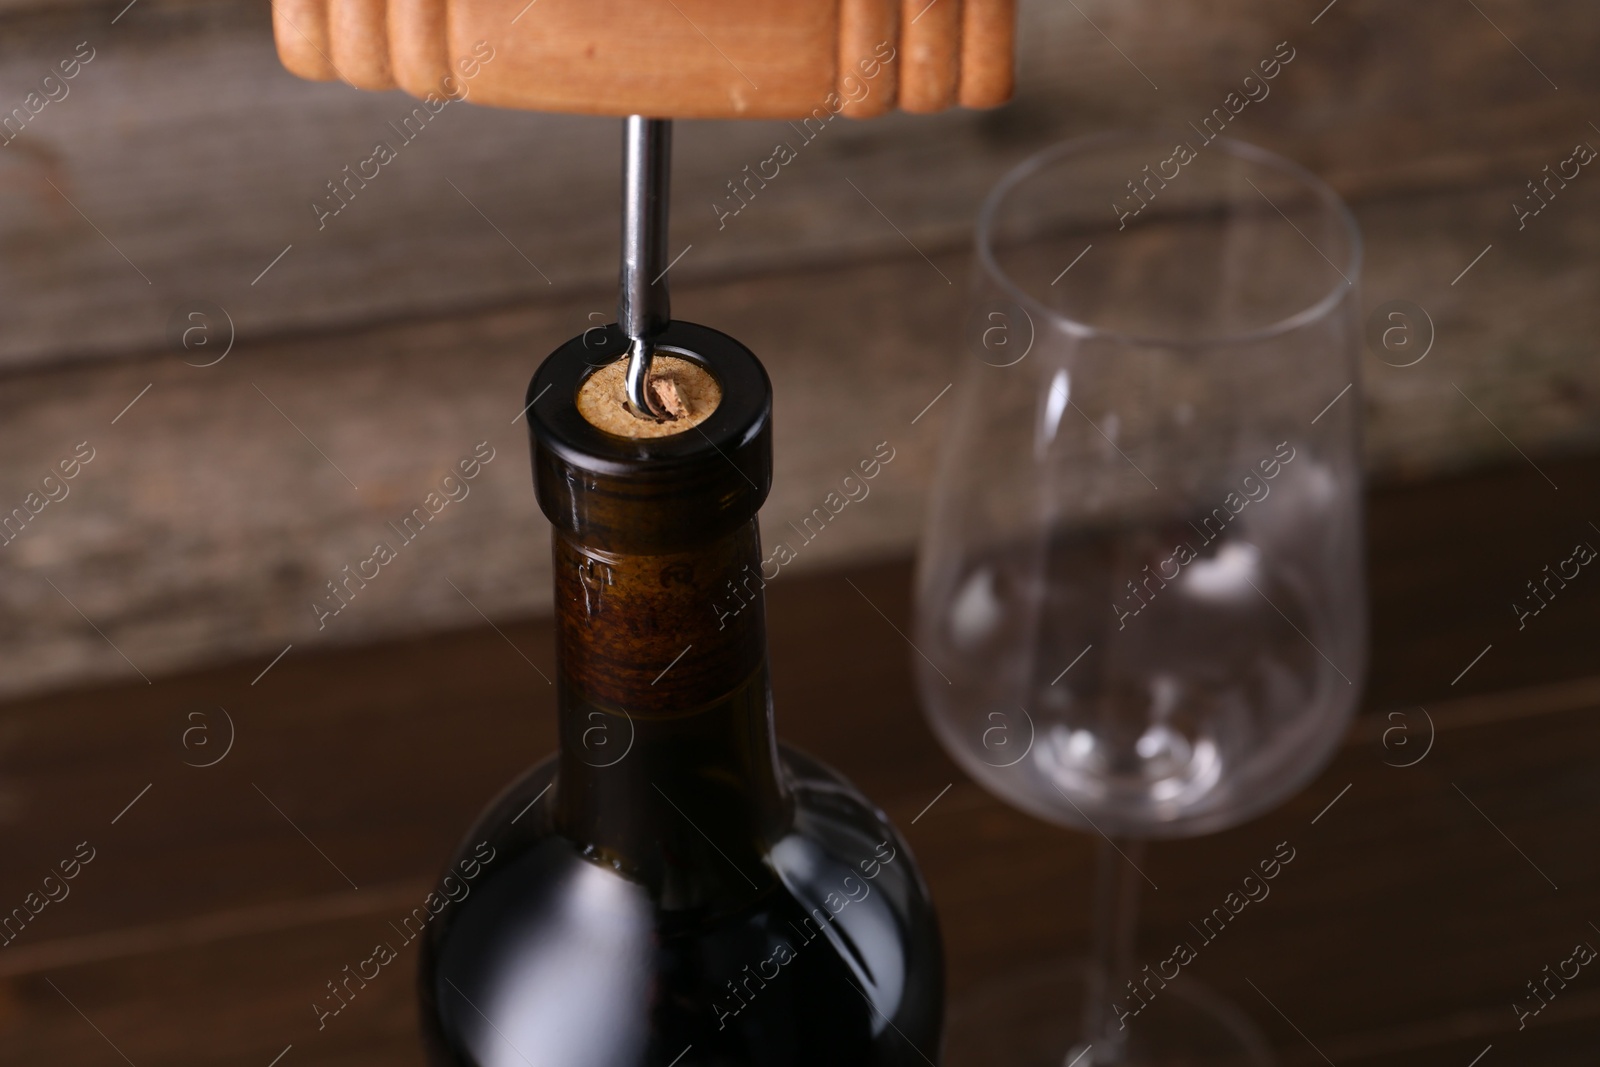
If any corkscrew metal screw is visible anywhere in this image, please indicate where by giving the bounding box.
[620,116,673,420]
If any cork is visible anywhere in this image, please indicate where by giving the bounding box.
[576,355,722,438]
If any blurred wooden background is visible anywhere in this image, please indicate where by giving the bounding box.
[3,2,1600,1064]
[1,0,1598,693]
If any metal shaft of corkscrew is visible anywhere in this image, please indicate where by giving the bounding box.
[620,116,673,419]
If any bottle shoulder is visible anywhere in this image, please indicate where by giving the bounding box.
[453,744,923,895]
[418,747,943,1066]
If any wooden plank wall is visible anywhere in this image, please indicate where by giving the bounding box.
[1,0,1598,698]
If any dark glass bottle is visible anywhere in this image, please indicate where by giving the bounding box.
[418,321,944,1067]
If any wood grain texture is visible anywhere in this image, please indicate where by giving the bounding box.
[958,0,1012,108]
[328,0,395,89]
[898,0,962,112]
[267,0,1000,118]
[385,0,449,99]
[0,0,1594,370]
[838,0,900,118]
[1,0,1598,696]
[2,177,1599,701]
[272,0,337,81]
[1,459,1598,1063]
[453,0,837,118]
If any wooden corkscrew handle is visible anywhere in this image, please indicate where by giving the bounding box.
[272,0,1016,118]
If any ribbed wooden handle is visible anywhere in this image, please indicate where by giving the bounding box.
[273,0,1014,117]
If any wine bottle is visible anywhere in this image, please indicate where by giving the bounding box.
[418,321,944,1066]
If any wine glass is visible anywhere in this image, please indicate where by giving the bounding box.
[914,132,1365,1065]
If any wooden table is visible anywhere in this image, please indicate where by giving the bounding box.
[2,453,1597,1065]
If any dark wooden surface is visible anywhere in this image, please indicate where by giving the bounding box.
[2,452,1599,1065]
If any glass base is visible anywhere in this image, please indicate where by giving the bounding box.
[946,959,1275,1067]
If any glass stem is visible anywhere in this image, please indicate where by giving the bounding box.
[1079,835,1144,1066]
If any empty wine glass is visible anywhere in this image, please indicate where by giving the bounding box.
[915,132,1365,1065]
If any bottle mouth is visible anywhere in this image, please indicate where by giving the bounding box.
[527,320,773,554]
[575,346,724,438]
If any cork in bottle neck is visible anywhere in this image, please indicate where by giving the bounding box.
[526,320,772,557]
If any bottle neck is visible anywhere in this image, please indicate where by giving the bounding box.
[551,519,787,905]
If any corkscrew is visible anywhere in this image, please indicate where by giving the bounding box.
[270,3,1016,421]
[619,116,673,420]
